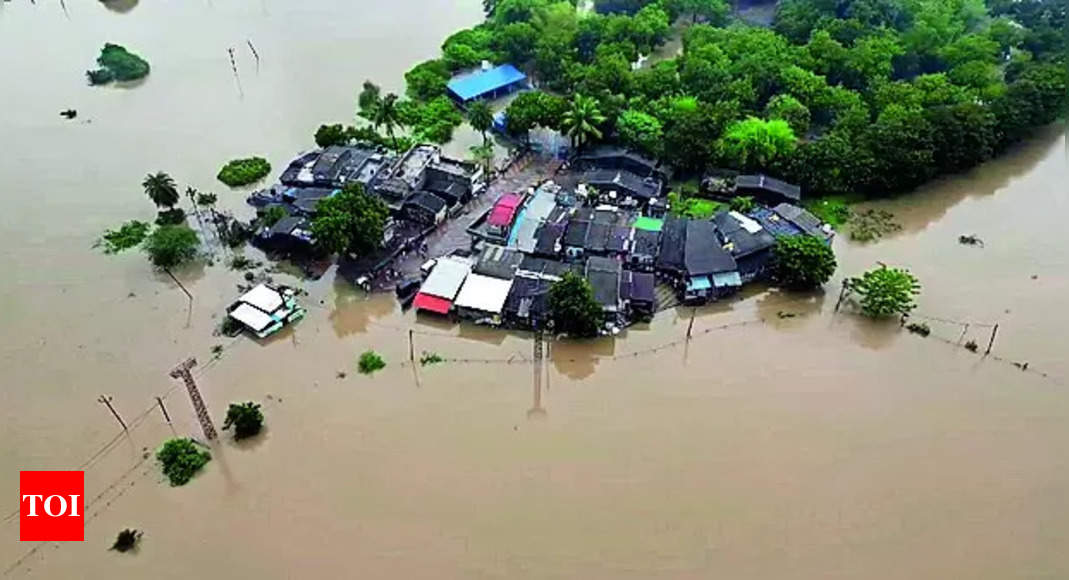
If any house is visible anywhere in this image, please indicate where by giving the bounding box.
[424,155,484,200]
[622,270,656,318]
[583,168,663,205]
[512,184,560,253]
[502,275,553,329]
[607,225,631,257]
[518,256,577,280]
[453,273,514,321]
[532,223,565,258]
[585,256,622,319]
[750,203,833,241]
[735,174,802,205]
[562,217,590,260]
[473,244,524,280]
[584,221,611,255]
[684,220,739,302]
[403,191,448,226]
[412,257,472,315]
[446,63,528,103]
[574,145,670,182]
[255,215,315,252]
[284,187,337,216]
[712,210,777,282]
[226,284,306,339]
[655,216,687,278]
[628,228,660,271]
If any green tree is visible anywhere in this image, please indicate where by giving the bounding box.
[770,235,837,290]
[848,264,920,318]
[548,271,603,337]
[441,27,495,71]
[504,90,566,137]
[142,171,179,210]
[311,183,388,256]
[404,59,451,101]
[719,117,797,170]
[764,94,811,135]
[469,142,495,177]
[315,124,348,147]
[156,438,210,486]
[357,80,382,121]
[491,22,539,66]
[673,0,730,24]
[616,109,663,157]
[143,225,199,270]
[222,402,264,440]
[864,104,935,193]
[467,101,494,145]
[372,93,406,150]
[926,102,997,173]
[95,220,151,254]
[561,94,606,151]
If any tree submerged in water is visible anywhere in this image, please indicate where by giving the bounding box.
[548,271,603,338]
[110,528,143,552]
[87,43,149,85]
[217,157,272,188]
[156,438,210,486]
[770,235,836,290]
[848,264,921,318]
[222,402,264,440]
[358,350,386,375]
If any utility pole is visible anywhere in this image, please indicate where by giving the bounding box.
[97,395,128,432]
[408,329,415,363]
[985,324,999,356]
[686,307,696,340]
[528,330,546,419]
[155,396,172,424]
[169,358,217,441]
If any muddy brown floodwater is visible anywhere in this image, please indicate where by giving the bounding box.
[2,1,1069,578]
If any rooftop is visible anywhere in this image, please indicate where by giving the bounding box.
[447,64,527,102]
[419,257,472,300]
[473,244,525,279]
[488,193,523,227]
[685,220,737,276]
[454,273,514,314]
[712,211,776,258]
[736,174,801,202]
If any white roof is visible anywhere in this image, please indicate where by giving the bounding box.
[419,257,471,300]
[229,303,274,331]
[728,211,764,234]
[238,284,284,313]
[453,273,513,314]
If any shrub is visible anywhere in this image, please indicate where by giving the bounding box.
[729,195,756,213]
[420,351,444,366]
[803,198,852,229]
[906,322,931,336]
[87,43,149,85]
[222,402,264,440]
[261,205,288,227]
[156,438,210,486]
[358,350,386,375]
[154,208,186,226]
[848,265,921,318]
[95,220,151,254]
[850,209,901,242]
[548,271,603,337]
[770,235,837,290]
[217,157,271,187]
[110,529,142,552]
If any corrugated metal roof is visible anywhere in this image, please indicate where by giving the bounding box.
[419,257,471,299]
[413,293,452,314]
[239,284,283,313]
[447,64,527,101]
[229,303,273,331]
[454,273,513,314]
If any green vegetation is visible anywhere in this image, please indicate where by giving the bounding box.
[110,529,142,552]
[358,350,386,375]
[548,271,604,337]
[87,43,149,85]
[770,235,837,290]
[143,171,179,211]
[222,402,264,440]
[803,196,852,229]
[849,209,901,241]
[906,321,931,336]
[143,225,199,269]
[311,183,389,256]
[262,206,288,228]
[217,157,271,187]
[95,220,151,254]
[848,264,921,317]
[728,195,755,213]
[389,0,1066,196]
[668,191,722,218]
[420,351,445,366]
[154,208,186,226]
[467,101,495,145]
[156,438,210,486]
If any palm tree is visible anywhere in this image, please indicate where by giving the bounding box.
[467,101,494,146]
[357,80,382,121]
[561,94,605,152]
[143,171,179,210]
[469,143,494,180]
[373,93,405,150]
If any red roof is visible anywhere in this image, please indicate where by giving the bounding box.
[413,292,452,314]
[488,193,522,227]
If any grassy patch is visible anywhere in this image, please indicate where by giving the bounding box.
[668,192,723,219]
[217,157,271,187]
[803,196,854,229]
[358,350,386,375]
[849,209,902,242]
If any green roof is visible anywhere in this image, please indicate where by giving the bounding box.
[633,217,664,232]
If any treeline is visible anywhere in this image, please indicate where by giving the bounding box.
[396,0,1065,197]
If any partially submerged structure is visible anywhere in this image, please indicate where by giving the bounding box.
[412,257,472,315]
[226,284,306,339]
[446,63,528,103]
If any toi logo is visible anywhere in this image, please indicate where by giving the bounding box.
[20,471,84,541]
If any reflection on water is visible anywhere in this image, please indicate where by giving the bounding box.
[551,335,615,380]
[99,0,139,13]
[754,286,828,328]
[328,278,396,337]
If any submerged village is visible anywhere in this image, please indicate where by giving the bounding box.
[228,64,833,339]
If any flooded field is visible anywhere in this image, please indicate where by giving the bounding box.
[2,0,1069,578]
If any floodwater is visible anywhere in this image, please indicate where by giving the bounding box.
[2,1,1069,578]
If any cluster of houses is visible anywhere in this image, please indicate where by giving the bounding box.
[410,147,832,331]
[247,143,484,257]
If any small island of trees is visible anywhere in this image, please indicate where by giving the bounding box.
[87,43,150,86]
[217,157,272,187]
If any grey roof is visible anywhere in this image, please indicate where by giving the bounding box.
[575,145,668,180]
[473,244,524,280]
[269,215,302,236]
[406,191,447,214]
[503,275,552,319]
[773,203,827,238]
[584,256,621,309]
[712,211,776,258]
[584,222,611,253]
[623,270,655,303]
[533,223,564,256]
[584,169,662,200]
[563,219,590,247]
[685,220,737,276]
[656,216,687,272]
[518,256,577,279]
[632,228,660,257]
[608,226,631,253]
[736,174,801,202]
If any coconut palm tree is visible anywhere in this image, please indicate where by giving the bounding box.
[372,93,405,151]
[143,171,179,210]
[469,142,494,180]
[561,94,605,152]
[467,101,494,146]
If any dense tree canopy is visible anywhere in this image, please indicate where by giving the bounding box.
[311,183,389,256]
[548,271,604,337]
[370,0,1065,197]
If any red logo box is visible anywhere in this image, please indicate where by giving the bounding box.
[20,471,84,541]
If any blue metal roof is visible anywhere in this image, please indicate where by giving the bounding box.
[447,64,527,102]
